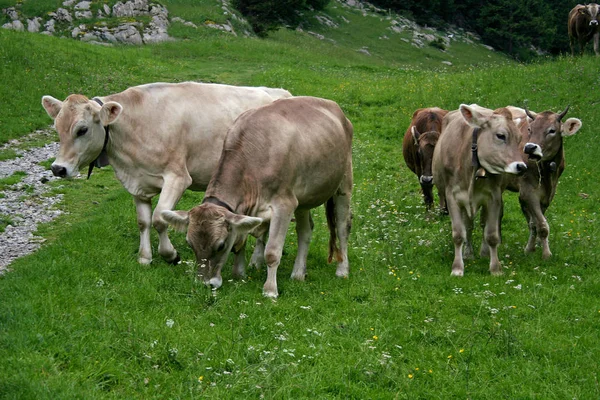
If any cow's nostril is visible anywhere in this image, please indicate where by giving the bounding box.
[516,163,527,174]
[51,164,67,178]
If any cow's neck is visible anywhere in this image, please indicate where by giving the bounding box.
[205,171,260,216]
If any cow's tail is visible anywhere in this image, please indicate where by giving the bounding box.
[326,198,343,263]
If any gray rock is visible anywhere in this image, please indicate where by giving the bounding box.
[2,20,24,31]
[4,7,19,20]
[114,23,143,44]
[75,1,91,10]
[27,18,42,33]
[44,19,56,34]
[63,0,77,6]
[52,8,73,23]
[75,10,93,19]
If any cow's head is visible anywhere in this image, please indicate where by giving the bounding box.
[162,204,262,288]
[580,4,600,26]
[42,94,123,178]
[411,126,440,186]
[460,104,528,175]
[525,106,582,161]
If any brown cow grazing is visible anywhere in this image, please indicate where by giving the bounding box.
[569,3,600,56]
[433,104,540,276]
[504,106,582,259]
[162,96,353,298]
[402,107,448,207]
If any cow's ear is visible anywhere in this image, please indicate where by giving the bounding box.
[161,210,189,232]
[561,118,582,137]
[227,214,263,235]
[411,126,421,145]
[99,101,123,125]
[459,104,487,128]
[42,96,63,119]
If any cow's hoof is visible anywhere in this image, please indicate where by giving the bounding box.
[451,269,464,277]
[542,251,552,260]
[490,269,503,276]
[167,254,181,265]
[263,290,278,299]
[290,271,306,281]
[138,256,152,265]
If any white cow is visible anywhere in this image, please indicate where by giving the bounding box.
[42,82,291,265]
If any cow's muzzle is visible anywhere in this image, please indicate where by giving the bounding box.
[51,164,68,178]
[524,143,543,161]
[590,20,599,26]
[419,175,433,185]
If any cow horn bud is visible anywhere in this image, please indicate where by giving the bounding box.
[557,105,570,122]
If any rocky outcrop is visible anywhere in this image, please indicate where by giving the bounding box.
[1,0,200,45]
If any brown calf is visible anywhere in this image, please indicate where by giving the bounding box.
[162,97,353,298]
[402,107,448,207]
[504,106,582,259]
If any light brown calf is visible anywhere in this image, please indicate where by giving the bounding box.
[162,96,353,298]
[433,104,535,276]
[504,106,582,259]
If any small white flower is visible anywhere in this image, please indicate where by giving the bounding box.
[513,284,522,290]
[300,305,312,310]
[166,319,175,328]
[239,313,248,319]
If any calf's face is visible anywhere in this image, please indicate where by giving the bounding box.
[162,205,262,288]
[460,105,527,175]
[412,126,439,185]
[41,94,122,178]
[526,108,582,161]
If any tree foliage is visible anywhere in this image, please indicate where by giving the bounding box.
[233,0,330,37]
[368,0,574,58]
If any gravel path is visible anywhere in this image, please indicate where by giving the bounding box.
[0,131,63,274]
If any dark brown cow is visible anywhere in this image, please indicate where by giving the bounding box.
[569,3,600,56]
[504,106,582,259]
[402,107,448,207]
[162,96,353,298]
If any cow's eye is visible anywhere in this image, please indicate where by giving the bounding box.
[548,129,556,135]
[496,133,506,141]
[76,127,88,137]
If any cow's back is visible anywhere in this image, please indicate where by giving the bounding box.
[104,82,289,192]
[215,96,352,208]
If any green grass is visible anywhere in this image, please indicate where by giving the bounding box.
[1,2,600,398]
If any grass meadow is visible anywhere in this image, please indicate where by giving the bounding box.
[1,4,600,398]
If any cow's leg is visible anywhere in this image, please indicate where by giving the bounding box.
[334,186,352,278]
[463,207,474,260]
[232,241,246,279]
[152,177,191,264]
[520,196,537,254]
[290,209,312,281]
[479,204,490,258]
[446,192,466,277]
[422,183,434,208]
[484,194,503,276]
[249,234,266,269]
[134,196,153,264]
[529,202,551,259]
[594,32,599,56]
[263,205,295,298]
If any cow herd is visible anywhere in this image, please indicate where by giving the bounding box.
[41,3,592,296]
[404,104,581,277]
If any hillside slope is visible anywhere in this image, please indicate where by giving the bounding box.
[1,0,510,68]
